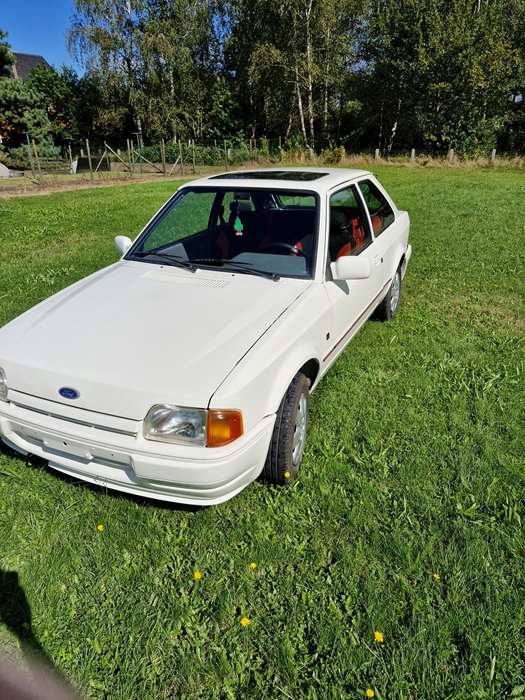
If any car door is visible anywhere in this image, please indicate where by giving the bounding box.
[323,184,383,364]
[356,177,402,291]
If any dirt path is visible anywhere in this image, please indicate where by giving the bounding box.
[0,171,205,198]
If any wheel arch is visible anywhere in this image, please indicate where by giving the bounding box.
[261,348,321,417]
[210,342,323,434]
[297,358,320,390]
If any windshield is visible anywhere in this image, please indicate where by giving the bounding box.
[127,187,319,279]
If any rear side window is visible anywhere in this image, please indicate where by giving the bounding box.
[358,180,395,237]
[328,186,372,260]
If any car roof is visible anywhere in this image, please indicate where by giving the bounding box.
[183,167,373,195]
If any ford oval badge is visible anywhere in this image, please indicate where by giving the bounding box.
[58,387,80,400]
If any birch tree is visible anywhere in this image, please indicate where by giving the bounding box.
[68,0,147,134]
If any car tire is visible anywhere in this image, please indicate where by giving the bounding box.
[262,372,310,485]
[374,266,401,321]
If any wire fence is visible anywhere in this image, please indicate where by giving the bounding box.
[3,136,525,180]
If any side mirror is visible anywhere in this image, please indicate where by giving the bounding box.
[114,235,132,257]
[331,256,371,280]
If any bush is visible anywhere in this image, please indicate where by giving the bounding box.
[321,143,346,164]
[1,143,62,170]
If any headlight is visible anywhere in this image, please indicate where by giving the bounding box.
[144,405,207,445]
[144,405,243,447]
[0,368,8,402]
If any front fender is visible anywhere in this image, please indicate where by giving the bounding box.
[209,284,332,431]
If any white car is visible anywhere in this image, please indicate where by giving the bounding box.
[0,168,411,505]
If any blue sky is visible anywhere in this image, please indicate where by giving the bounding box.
[1,0,80,72]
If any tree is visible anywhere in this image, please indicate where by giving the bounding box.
[0,78,55,159]
[0,29,14,78]
[222,0,364,149]
[62,0,525,154]
[137,0,217,140]
[68,0,220,141]
[205,76,243,138]
[68,0,147,135]
[28,65,74,145]
[0,29,57,165]
[360,0,524,154]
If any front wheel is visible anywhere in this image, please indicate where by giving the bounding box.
[262,372,310,485]
[374,267,401,321]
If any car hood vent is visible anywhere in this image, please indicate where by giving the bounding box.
[142,269,230,288]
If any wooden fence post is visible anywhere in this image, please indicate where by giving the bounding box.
[224,140,228,171]
[85,139,93,180]
[449,148,454,165]
[410,148,415,163]
[490,149,496,165]
[31,140,42,178]
[127,140,133,178]
[161,139,166,174]
[179,140,183,175]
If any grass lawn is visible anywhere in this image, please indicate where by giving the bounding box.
[1,167,525,699]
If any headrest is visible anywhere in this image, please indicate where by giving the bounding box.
[230,201,252,213]
[330,210,347,230]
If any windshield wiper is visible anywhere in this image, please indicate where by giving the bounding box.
[189,258,280,282]
[133,250,197,272]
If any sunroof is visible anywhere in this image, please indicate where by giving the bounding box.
[210,170,328,182]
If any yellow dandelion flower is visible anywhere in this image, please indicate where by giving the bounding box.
[359,500,364,505]
[250,562,257,569]
[194,571,202,580]
[284,471,291,479]
[97,524,104,531]
[241,617,250,627]
[433,573,440,580]
[366,690,375,698]
[374,631,384,643]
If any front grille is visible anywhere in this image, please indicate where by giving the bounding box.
[10,399,137,437]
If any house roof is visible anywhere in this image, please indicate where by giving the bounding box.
[11,52,52,80]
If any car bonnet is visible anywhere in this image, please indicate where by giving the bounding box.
[0,262,307,420]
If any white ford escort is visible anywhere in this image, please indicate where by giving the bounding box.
[0,168,411,505]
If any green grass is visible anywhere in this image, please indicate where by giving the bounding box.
[1,168,525,699]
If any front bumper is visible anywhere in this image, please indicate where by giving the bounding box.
[0,390,274,506]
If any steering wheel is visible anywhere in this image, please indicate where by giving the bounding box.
[259,242,306,257]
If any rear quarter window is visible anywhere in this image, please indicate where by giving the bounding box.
[358,180,395,237]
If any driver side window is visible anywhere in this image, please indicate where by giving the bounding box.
[328,186,371,261]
